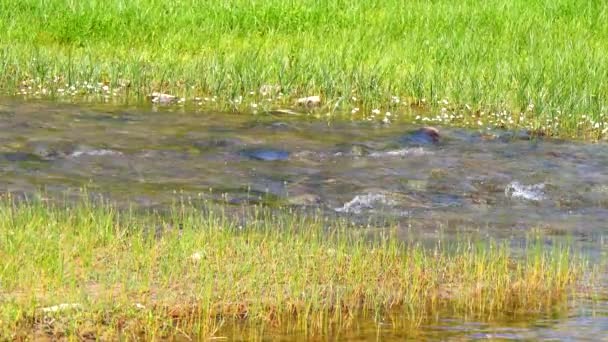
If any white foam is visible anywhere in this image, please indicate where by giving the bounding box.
[505,181,546,201]
[369,148,431,157]
[335,193,397,214]
[70,149,123,158]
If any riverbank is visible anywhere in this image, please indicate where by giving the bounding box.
[0,198,585,340]
[1,0,607,139]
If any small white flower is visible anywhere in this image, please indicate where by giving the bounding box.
[372,109,381,115]
[190,252,203,261]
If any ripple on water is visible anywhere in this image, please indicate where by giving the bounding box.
[239,148,290,161]
[0,152,44,162]
[369,147,432,158]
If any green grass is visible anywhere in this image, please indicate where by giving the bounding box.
[1,0,607,138]
[0,197,584,339]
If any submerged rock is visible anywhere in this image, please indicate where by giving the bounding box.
[494,129,545,142]
[332,143,371,157]
[400,126,441,145]
[193,138,242,151]
[0,152,44,162]
[239,148,290,161]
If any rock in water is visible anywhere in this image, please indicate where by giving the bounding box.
[240,148,290,161]
[148,92,177,104]
[400,126,440,145]
[297,95,321,108]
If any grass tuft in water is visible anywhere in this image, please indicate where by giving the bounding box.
[0,197,584,339]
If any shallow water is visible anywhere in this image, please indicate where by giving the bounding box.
[0,98,607,340]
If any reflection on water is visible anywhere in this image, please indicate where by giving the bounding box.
[0,98,607,339]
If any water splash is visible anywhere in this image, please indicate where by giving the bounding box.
[505,181,546,201]
[334,193,397,214]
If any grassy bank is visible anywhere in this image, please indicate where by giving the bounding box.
[0,198,584,339]
[1,1,607,138]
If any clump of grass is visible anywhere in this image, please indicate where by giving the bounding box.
[0,198,583,339]
[0,0,607,138]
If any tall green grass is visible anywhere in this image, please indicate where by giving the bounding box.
[0,0,607,137]
[0,197,584,339]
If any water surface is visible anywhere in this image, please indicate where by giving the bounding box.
[0,98,606,340]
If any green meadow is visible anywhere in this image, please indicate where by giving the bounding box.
[0,198,584,339]
[1,0,607,137]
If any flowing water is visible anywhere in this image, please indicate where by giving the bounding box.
[0,98,607,340]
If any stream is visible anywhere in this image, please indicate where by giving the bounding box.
[0,97,606,340]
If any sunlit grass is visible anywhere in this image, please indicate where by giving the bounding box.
[0,0,607,138]
[0,197,585,339]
